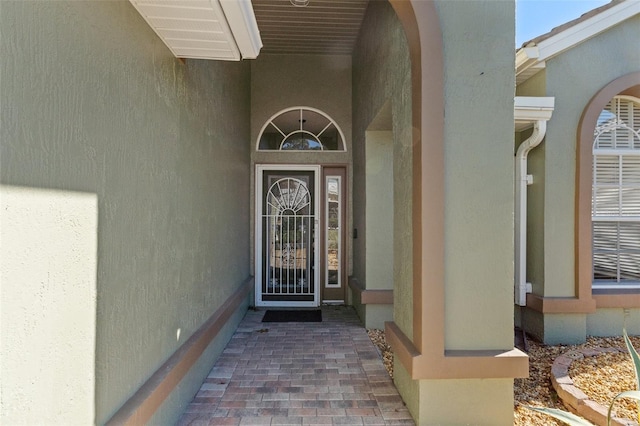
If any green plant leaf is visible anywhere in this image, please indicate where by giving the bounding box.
[526,406,595,426]
[623,329,640,391]
[622,329,640,424]
[607,390,640,426]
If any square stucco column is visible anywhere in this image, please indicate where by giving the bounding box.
[386,0,524,424]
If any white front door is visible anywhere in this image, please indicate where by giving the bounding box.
[256,165,320,307]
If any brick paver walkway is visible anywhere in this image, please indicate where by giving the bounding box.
[177,306,414,425]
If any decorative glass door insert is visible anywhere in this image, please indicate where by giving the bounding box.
[257,167,319,306]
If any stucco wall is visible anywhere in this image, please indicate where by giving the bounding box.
[543,14,640,298]
[520,14,640,342]
[365,131,393,291]
[0,1,251,424]
[352,0,413,337]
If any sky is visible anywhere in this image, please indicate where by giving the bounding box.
[516,0,610,46]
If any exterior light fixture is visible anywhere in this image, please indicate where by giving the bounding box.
[290,0,309,7]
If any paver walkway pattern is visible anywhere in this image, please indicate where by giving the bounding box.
[177,306,414,425]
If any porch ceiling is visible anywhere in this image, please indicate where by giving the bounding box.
[252,0,369,55]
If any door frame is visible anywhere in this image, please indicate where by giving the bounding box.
[255,164,321,307]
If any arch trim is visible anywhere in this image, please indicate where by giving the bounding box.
[576,72,640,310]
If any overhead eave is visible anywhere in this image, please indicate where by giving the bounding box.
[516,0,640,85]
[220,0,263,59]
[514,96,555,132]
[128,0,262,61]
[515,46,545,85]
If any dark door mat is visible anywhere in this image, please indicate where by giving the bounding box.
[262,309,322,323]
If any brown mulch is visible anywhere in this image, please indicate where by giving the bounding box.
[367,329,393,378]
[367,329,640,425]
[570,350,638,422]
[516,335,639,425]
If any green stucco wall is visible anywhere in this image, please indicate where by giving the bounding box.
[365,131,394,292]
[519,14,640,343]
[419,379,514,425]
[587,308,640,336]
[0,1,251,423]
[352,0,413,340]
[545,14,640,298]
[429,0,518,422]
[436,0,516,352]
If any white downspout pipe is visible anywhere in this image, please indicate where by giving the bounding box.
[514,120,547,306]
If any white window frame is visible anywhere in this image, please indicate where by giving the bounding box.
[255,106,347,152]
[592,96,640,290]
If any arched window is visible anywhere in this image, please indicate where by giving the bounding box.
[257,107,346,151]
[592,96,640,288]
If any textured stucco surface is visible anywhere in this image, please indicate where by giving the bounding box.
[352,0,413,340]
[523,311,588,345]
[518,14,640,342]
[361,304,394,330]
[365,130,394,291]
[420,378,514,425]
[436,0,516,351]
[587,308,640,337]
[393,358,419,420]
[1,1,251,423]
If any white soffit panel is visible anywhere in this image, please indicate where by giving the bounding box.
[129,0,262,61]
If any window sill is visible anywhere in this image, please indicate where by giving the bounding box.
[592,287,640,295]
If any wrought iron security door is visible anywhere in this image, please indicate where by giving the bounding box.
[257,168,318,306]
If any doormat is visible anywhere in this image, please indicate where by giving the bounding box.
[262,309,322,323]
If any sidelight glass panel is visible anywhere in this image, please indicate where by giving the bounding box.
[325,176,341,288]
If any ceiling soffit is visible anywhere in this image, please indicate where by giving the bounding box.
[252,0,369,55]
[128,0,262,61]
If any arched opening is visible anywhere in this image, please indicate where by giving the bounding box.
[577,72,640,307]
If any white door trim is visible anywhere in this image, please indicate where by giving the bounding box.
[255,164,321,307]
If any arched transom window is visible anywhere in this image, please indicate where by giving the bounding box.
[592,96,640,288]
[257,107,346,151]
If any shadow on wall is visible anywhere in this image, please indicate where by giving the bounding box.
[0,185,98,423]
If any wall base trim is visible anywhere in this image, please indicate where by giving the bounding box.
[526,294,597,313]
[594,293,640,308]
[105,277,254,425]
[385,322,529,380]
[348,277,393,304]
